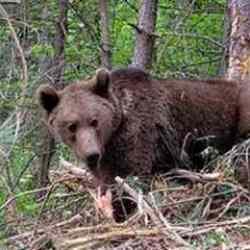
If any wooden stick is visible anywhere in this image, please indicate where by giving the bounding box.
[115,176,190,247]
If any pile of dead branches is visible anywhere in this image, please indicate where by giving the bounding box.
[2,141,250,250]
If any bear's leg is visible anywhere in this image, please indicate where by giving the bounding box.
[181,133,232,169]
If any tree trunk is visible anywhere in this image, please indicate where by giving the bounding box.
[52,0,68,88]
[227,1,250,81]
[99,0,111,69]
[131,0,158,70]
[37,0,68,191]
[36,1,54,191]
[39,1,51,75]
[227,1,250,190]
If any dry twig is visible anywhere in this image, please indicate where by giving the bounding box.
[170,168,221,183]
[115,176,190,247]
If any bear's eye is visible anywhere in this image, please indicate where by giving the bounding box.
[90,119,98,128]
[68,123,77,133]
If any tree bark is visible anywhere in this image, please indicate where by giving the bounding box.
[227,1,250,81]
[52,0,68,88]
[99,0,111,69]
[37,0,68,191]
[227,1,250,190]
[131,0,158,71]
[39,1,51,75]
[36,1,54,191]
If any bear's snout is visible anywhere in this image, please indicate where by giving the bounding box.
[86,152,100,170]
[75,128,101,170]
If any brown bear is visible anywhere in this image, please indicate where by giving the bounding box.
[37,67,248,185]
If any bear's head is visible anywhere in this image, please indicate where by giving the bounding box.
[37,69,121,173]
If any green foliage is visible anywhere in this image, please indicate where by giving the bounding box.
[111,1,137,66]
[155,0,226,77]
[31,44,54,59]
[202,230,230,249]
[16,193,39,217]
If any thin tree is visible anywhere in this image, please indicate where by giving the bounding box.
[99,0,111,69]
[52,0,68,87]
[38,0,68,189]
[227,1,250,81]
[131,0,158,70]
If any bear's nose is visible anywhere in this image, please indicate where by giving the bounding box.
[86,153,100,169]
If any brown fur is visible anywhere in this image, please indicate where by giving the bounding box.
[37,68,249,185]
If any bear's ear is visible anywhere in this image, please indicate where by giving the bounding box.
[37,84,60,113]
[94,68,110,96]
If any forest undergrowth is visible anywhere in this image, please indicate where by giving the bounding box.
[1,140,250,250]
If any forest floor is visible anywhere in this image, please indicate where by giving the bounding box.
[1,142,250,250]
